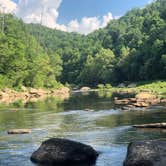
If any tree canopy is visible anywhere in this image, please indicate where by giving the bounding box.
[0,0,166,88]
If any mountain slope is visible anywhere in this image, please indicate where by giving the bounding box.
[0,0,166,88]
[29,0,166,85]
[0,14,62,88]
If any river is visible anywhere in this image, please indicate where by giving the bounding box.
[0,91,166,166]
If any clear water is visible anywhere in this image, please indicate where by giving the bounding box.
[0,91,166,166]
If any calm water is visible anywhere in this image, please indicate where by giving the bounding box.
[0,91,166,166]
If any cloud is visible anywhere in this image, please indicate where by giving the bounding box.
[67,12,113,35]
[16,0,63,28]
[0,0,114,34]
[67,16,100,35]
[0,0,17,13]
[102,12,113,27]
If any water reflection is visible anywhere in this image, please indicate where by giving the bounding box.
[0,92,165,166]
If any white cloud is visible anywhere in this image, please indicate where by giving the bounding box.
[0,0,17,13]
[67,12,113,35]
[0,0,114,34]
[67,16,100,35]
[102,12,113,27]
[16,0,63,28]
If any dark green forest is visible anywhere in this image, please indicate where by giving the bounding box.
[0,0,166,88]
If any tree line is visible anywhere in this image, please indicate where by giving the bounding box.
[0,0,166,88]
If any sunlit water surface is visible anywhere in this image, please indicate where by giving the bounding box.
[0,92,166,166]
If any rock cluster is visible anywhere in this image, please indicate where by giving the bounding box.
[0,87,70,104]
[113,91,165,110]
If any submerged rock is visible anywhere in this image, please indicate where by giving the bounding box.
[8,129,32,134]
[124,140,166,166]
[84,108,94,112]
[31,138,99,165]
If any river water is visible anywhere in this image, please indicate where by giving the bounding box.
[0,91,166,166]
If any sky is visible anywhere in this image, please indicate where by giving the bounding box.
[0,0,154,34]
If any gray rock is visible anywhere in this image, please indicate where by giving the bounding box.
[118,83,126,88]
[124,140,166,166]
[31,138,98,165]
[127,83,137,88]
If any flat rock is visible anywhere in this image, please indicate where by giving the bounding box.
[8,129,32,134]
[80,87,91,91]
[133,122,166,129]
[84,108,94,112]
[31,138,99,165]
[114,99,131,105]
[127,83,137,88]
[133,102,149,107]
[124,140,166,166]
[136,92,156,100]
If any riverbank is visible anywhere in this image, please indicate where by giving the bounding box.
[0,87,70,104]
[96,81,166,98]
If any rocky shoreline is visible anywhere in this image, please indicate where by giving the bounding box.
[0,87,70,104]
[113,90,166,110]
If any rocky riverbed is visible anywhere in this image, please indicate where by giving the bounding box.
[0,87,70,104]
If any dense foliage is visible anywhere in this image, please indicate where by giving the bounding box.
[0,14,62,88]
[0,0,166,88]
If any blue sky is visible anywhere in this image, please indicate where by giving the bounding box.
[2,0,153,34]
[58,0,151,24]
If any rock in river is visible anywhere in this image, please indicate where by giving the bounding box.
[124,140,166,166]
[133,122,166,129]
[8,129,32,134]
[80,87,91,92]
[31,138,99,165]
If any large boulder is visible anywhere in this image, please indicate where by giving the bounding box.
[31,138,98,165]
[124,140,166,166]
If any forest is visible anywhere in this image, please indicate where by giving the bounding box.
[0,0,166,88]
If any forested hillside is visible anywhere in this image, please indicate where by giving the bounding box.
[0,14,62,88]
[0,0,166,88]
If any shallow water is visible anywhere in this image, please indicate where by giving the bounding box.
[0,92,166,166]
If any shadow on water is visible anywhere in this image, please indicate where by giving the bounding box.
[37,164,96,166]
[0,91,166,166]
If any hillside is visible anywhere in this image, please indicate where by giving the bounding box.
[0,14,62,88]
[27,0,166,86]
[0,0,166,88]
